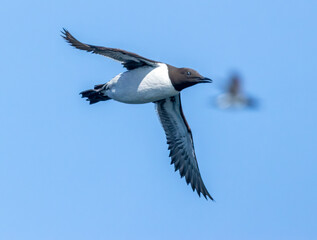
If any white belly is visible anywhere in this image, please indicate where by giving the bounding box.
[105,63,179,104]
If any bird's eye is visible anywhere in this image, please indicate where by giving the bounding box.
[186,71,191,76]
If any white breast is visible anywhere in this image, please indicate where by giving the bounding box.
[105,63,179,104]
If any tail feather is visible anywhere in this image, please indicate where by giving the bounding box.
[80,84,111,104]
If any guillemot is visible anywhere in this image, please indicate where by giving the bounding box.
[216,74,258,109]
[62,29,213,200]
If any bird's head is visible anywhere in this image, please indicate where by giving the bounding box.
[167,65,212,91]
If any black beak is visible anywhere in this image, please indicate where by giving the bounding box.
[199,77,213,83]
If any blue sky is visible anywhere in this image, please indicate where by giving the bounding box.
[1,0,317,239]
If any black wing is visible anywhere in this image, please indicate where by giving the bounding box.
[155,94,213,200]
[61,29,158,70]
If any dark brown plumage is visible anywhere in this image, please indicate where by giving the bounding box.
[61,29,157,70]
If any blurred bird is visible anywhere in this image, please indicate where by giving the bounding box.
[216,74,257,109]
[62,29,214,200]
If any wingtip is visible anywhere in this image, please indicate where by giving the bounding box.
[207,194,214,201]
[196,185,214,201]
[60,28,69,41]
[204,191,214,201]
[200,193,214,201]
[61,28,66,35]
[60,28,75,44]
[61,28,68,35]
[202,187,214,201]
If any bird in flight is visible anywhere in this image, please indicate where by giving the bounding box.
[216,74,258,110]
[62,29,213,200]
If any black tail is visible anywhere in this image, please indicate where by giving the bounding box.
[80,84,111,104]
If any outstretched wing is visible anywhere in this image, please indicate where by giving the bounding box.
[61,29,158,70]
[155,94,213,200]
